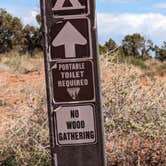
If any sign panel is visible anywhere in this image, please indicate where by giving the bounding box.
[52,0,89,16]
[51,18,91,60]
[41,0,106,165]
[51,60,95,103]
[55,105,96,145]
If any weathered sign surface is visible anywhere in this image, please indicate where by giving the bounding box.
[55,104,96,145]
[40,0,106,165]
[52,0,89,16]
[51,60,94,103]
[51,19,91,59]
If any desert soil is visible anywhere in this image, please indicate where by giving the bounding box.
[0,63,166,136]
[0,69,45,139]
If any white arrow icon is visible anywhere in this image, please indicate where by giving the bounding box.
[67,87,80,100]
[52,0,85,11]
[52,21,87,58]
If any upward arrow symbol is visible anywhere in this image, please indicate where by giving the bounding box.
[52,0,85,11]
[52,22,87,58]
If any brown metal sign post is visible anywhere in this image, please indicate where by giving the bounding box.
[40,0,106,165]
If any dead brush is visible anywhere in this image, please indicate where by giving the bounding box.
[0,54,165,165]
[0,84,50,166]
[0,52,43,74]
[100,55,166,138]
[100,55,166,165]
[106,135,166,165]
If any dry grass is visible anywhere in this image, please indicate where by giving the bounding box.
[0,84,50,166]
[143,59,166,78]
[0,51,43,74]
[100,55,166,165]
[0,53,50,165]
[101,60,166,138]
[106,135,166,165]
[0,53,166,165]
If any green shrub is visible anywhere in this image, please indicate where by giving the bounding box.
[156,62,166,76]
[109,53,147,69]
[0,154,17,166]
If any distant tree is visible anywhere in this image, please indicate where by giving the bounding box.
[0,9,43,56]
[36,14,42,26]
[21,14,42,56]
[22,24,42,56]
[122,33,153,59]
[99,44,107,55]
[99,38,117,55]
[141,38,154,59]
[155,42,166,61]
[35,14,43,51]
[0,8,23,53]
[105,38,117,51]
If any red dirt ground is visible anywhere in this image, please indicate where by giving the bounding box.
[0,70,45,137]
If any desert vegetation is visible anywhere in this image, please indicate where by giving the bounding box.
[101,55,166,165]
[0,8,166,61]
[0,52,165,165]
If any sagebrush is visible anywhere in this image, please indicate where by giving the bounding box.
[0,54,166,165]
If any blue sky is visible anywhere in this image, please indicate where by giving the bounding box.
[1,0,166,46]
[97,0,166,15]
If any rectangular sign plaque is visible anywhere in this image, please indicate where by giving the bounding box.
[52,0,90,17]
[51,60,95,103]
[51,18,92,60]
[55,104,96,145]
[40,0,106,166]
